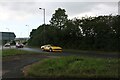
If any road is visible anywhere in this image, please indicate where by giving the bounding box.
[2,46,119,58]
[19,47,75,56]
[2,46,119,78]
[19,47,119,58]
[2,54,49,78]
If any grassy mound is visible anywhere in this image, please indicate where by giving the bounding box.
[24,56,119,78]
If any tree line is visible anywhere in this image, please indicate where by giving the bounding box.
[28,8,120,51]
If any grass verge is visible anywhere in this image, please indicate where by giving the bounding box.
[2,49,48,57]
[23,56,119,78]
[63,49,119,55]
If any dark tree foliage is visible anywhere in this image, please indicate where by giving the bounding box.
[28,8,119,51]
[50,8,68,30]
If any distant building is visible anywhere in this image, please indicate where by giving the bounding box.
[15,37,29,41]
[0,32,16,44]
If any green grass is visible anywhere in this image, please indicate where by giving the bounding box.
[63,49,119,55]
[24,56,119,78]
[2,49,47,57]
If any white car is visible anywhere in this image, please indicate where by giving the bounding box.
[4,43,10,47]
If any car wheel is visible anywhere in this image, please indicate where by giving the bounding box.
[41,48,45,51]
[49,48,52,52]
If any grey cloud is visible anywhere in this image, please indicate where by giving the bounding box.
[0,2,39,14]
[45,2,100,15]
[0,2,117,18]
[44,2,117,17]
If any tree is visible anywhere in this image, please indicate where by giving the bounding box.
[28,7,119,51]
[30,29,36,38]
[50,8,68,30]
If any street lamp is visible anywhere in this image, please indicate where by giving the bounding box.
[26,25,30,38]
[6,28,10,43]
[6,28,10,48]
[39,8,45,25]
[39,8,46,44]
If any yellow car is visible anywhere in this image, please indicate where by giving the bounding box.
[41,44,62,52]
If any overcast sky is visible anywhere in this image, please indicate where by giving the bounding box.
[0,0,119,38]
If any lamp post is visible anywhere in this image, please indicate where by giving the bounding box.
[39,8,46,44]
[6,28,10,43]
[39,8,45,25]
[26,25,30,38]
[6,28,10,48]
